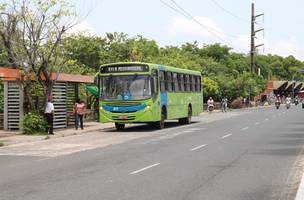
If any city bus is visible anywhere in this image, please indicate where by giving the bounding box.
[97,62,203,130]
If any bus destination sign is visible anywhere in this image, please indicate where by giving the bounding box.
[101,65,149,73]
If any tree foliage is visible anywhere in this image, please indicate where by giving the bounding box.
[0,0,77,112]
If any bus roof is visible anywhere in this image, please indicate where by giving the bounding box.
[99,62,201,76]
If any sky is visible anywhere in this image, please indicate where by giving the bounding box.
[71,0,304,61]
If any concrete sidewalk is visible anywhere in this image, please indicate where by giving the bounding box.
[0,121,115,147]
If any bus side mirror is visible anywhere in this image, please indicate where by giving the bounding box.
[94,77,98,85]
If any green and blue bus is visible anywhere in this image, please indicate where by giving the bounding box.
[97,62,203,130]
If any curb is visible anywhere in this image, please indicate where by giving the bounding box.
[295,175,304,200]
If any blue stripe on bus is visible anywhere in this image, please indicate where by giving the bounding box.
[160,92,167,107]
[103,104,146,113]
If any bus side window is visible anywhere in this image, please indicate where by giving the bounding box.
[179,74,184,92]
[198,76,202,92]
[166,72,172,92]
[196,76,200,92]
[194,76,198,92]
[189,75,193,92]
[185,75,190,92]
[160,71,165,92]
[191,76,196,92]
[173,73,178,92]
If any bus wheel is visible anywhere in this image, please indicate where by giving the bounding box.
[155,109,166,129]
[115,123,125,131]
[179,106,192,124]
[185,106,192,124]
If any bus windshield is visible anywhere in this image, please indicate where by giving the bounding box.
[100,75,151,101]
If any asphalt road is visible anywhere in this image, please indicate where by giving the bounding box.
[1,106,304,200]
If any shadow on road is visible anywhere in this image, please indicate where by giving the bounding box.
[105,121,199,133]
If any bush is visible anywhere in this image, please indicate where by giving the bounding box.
[22,112,47,135]
[230,97,244,109]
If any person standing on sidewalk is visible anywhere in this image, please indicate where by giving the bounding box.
[74,99,85,130]
[45,96,54,135]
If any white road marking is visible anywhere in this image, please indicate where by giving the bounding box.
[191,144,207,151]
[221,134,232,139]
[265,118,269,121]
[130,163,160,175]
[183,130,194,133]
[242,127,249,130]
[188,128,203,131]
[255,122,260,125]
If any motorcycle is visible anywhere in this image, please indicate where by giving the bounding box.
[208,105,214,113]
[275,101,280,109]
[286,101,291,109]
[295,99,299,106]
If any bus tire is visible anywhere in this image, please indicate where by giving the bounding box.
[185,106,192,124]
[155,108,166,129]
[179,106,192,124]
[115,123,125,131]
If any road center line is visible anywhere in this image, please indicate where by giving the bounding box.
[183,130,194,133]
[255,122,260,125]
[191,144,207,151]
[130,163,160,175]
[222,134,232,139]
[265,118,269,121]
[242,127,249,130]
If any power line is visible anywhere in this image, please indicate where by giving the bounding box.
[169,0,229,41]
[159,0,228,43]
[209,0,248,23]
[159,0,249,52]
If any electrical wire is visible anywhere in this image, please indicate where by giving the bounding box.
[159,0,248,52]
[209,0,248,23]
[168,0,229,41]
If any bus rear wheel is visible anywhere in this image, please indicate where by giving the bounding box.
[155,109,166,129]
[179,106,192,124]
[115,123,125,131]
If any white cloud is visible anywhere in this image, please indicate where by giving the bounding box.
[68,20,96,35]
[168,16,226,38]
[232,34,250,54]
[265,37,304,60]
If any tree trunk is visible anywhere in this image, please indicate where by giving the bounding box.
[23,80,36,113]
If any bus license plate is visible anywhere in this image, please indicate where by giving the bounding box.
[118,116,128,119]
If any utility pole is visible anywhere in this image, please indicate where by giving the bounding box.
[250,3,264,74]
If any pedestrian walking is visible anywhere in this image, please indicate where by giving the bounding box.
[45,96,54,135]
[74,98,85,130]
[221,97,228,112]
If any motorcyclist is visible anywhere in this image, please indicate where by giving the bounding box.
[275,94,281,109]
[294,96,299,105]
[286,95,292,109]
[275,94,281,103]
[207,97,214,113]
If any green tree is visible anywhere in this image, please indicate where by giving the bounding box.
[0,0,77,112]
[203,77,220,101]
[63,34,105,70]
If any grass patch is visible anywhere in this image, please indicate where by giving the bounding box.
[0,141,4,147]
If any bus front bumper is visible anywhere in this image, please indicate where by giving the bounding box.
[99,106,158,123]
